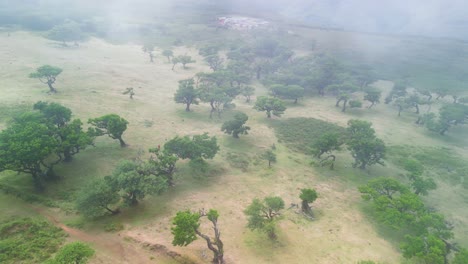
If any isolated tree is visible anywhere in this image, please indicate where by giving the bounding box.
[244,196,285,240]
[46,20,85,46]
[29,65,63,93]
[162,49,174,62]
[34,101,93,162]
[164,133,219,162]
[346,120,385,169]
[270,84,304,104]
[51,242,95,264]
[148,148,179,187]
[262,149,277,168]
[254,96,286,118]
[171,209,224,264]
[122,87,135,99]
[221,112,250,138]
[76,178,120,217]
[311,132,343,169]
[299,188,318,216]
[142,43,155,62]
[176,55,196,69]
[88,114,129,147]
[363,87,382,109]
[174,78,199,112]
[107,160,167,205]
[0,113,60,188]
[171,57,180,70]
[205,54,224,71]
[241,86,255,103]
[433,87,449,100]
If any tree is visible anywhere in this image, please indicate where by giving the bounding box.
[385,82,407,104]
[46,20,85,46]
[205,55,224,71]
[34,101,93,162]
[122,87,135,99]
[171,209,224,264]
[244,196,285,240]
[359,178,425,227]
[299,188,318,216]
[29,65,63,93]
[76,178,120,217]
[401,234,447,264]
[174,78,199,112]
[241,86,255,103]
[254,96,286,118]
[148,148,179,187]
[311,132,343,169]
[171,57,180,70]
[51,242,95,264]
[434,104,468,135]
[142,43,155,62]
[88,114,129,147]
[262,149,277,168]
[269,84,304,104]
[107,160,167,205]
[221,112,250,138]
[162,49,174,62]
[0,113,60,188]
[176,55,195,69]
[346,120,385,169]
[403,159,436,196]
[164,133,219,161]
[327,83,359,112]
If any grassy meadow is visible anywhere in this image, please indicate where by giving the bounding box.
[1,24,468,264]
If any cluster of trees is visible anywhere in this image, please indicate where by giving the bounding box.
[310,119,386,170]
[359,177,467,263]
[171,188,318,264]
[0,101,128,189]
[75,133,219,217]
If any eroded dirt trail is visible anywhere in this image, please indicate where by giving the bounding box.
[32,206,154,264]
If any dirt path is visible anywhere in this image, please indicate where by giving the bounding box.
[32,206,154,264]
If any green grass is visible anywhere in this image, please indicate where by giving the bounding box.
[0,217,66,264]
[387,145,467,187]
[271,117,345,154]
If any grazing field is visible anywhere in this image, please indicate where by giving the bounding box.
[1,26,468,264]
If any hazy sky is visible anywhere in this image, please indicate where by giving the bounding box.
[223,0,468,39]
[2,0,468,39]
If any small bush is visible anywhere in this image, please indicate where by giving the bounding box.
[104,222,124,232]
[0,218,66,263]
[226,152,250,171]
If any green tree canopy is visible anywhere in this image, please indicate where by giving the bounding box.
[50,242,95,264]
[299,188,318,215]
[88,114,128,147]
[164,133,219,161]
[106,160,168,205]
[364,87,381,109]
[76,178,120,217]
[29,65,63,93]
[171,209,224,264]
[346,120,385,169]
[254,96,286,118]
[244,196,285,240]
[34,101,93,161]
[174,78,199,112]
[221,112,250,138]
[0,113,60,188]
